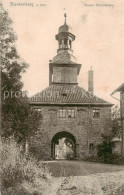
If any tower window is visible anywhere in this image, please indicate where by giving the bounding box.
[68,109,75,118]
[64,39,67,45]
[64,39,68,48]
[59,109,66,118]
[59,40,62,48]
[93,109,100,118]
[69,40,71,49]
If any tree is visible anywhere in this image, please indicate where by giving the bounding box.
[111,105,121,138]
[0,4,27,93]
[0,4,42,147]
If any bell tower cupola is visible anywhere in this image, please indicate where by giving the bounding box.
[49,14,82,85]
[56,14,75,52]
[52,13,77,64]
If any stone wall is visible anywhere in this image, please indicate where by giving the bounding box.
[121,91,124,156]
[29,105,112,160]
[113,141,121,155]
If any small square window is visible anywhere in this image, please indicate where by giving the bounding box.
[59,109,66,118]
[37,108,42,112]
[93,109,100,118]
[68,109,75,118]
[34,108,42,112]
[89,143,94,150]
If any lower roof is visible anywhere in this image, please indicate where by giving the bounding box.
[30,84,113,106]
[112,83,124,94]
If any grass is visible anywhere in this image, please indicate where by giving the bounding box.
[1,139,51,195]
[45,160,124,177]
[85,155,124,165]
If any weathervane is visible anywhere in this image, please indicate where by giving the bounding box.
[64,13,67,24]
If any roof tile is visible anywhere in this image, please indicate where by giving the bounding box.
[30,84,112,105]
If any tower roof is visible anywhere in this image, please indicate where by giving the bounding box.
[59,24,72,33]
[52,50,77,64]
[59,13,72,33]
[52,14,76,64]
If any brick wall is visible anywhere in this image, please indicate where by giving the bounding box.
[29,105,112,160]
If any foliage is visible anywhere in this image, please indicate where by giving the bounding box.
[89,105,122,164]
[2,96,42,144]
[96,105,122,164]
[0,5,42,145]
[0,4,28,94]
[97,134,115,163]
[1,139,51,195]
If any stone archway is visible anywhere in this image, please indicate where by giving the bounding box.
[51,131,76,160]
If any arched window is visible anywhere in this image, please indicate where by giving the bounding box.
[64,39,68,48]
[59,40,62,48]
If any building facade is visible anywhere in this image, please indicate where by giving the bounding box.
[29,15,112,160]
[112,83,124,157]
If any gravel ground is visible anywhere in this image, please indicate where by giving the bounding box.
[41,161,124,195]
[48,171,124,195]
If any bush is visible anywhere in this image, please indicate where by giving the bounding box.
[1,138,51,195]
[97,135,115,163]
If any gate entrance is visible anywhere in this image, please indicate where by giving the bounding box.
[51,131,76,160]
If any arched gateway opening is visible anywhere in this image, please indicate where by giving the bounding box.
[51,131,76,160]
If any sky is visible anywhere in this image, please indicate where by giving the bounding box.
[1,0,124,105]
